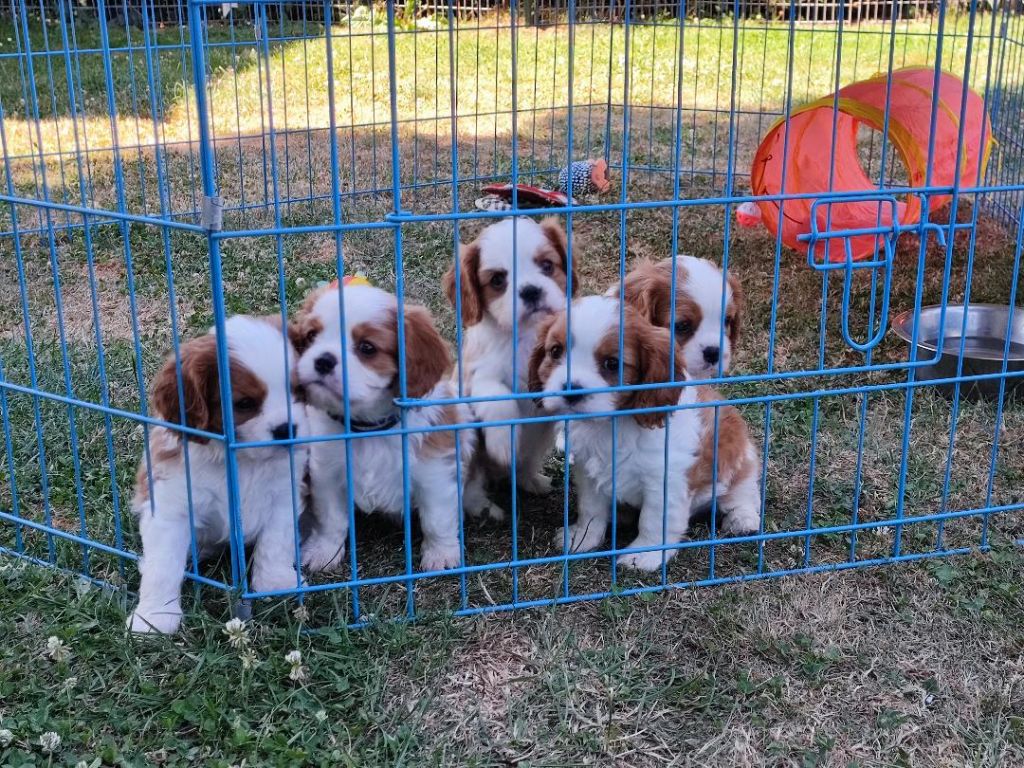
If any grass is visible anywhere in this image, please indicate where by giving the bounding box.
[1,7,1024,765]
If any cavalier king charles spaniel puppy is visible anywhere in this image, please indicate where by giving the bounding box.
[528,296,702,571]
[130,315,307,634]
[444,216,574,504]
[613,255,761,535]
[611,254,743,379]
[292,282,479,574]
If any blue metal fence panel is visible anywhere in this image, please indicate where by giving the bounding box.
[1,0,1023,627]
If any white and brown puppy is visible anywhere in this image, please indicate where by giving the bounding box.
[529,296,702,571]
[130,315,307,634]
[615,255,760,535]
[444,216,574,497]
[292,282,478,574]
[611,255,743,378]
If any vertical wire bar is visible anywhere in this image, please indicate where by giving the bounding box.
[385,0,418,619]
[893,3,953,559]
[0,96,56,564]
[188,0,246,597]
[507,0,522,607]
[935,1,985,550]
[56,0,126,577]
[0,353,24,552]
[756,0,799,576]
[17,0,91,571]
[445,0,469,611]
[322,0,364,622]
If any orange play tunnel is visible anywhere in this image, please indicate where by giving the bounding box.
[749,67,994,262]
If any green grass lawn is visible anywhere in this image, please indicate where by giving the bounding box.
[1,7,1024,766]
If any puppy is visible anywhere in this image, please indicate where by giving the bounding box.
[611,255,743,378]
[292,282,477,573]
[443,216,574,498]
[130,316,307,634]
[529,296,702,571]
[615,255,760,535]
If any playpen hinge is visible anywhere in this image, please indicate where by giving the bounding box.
[201,195,224,232]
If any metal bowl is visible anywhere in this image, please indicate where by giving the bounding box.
[891,304,1024,400]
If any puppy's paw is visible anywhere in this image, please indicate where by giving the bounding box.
[721,508,760,537]
[552,522,604,553]
[519,471,553,496]
[127,605,182,635]
[251,567,304,594]
[483,426,514,469]
[619,547,674,572]
[467,499,507,523]
[420,541,462,571]
[301,533,347,574]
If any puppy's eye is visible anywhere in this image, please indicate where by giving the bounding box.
[234,397,257,411]
[674,319,694,335]
[602,357,620,372]
[538,259,554,276]
[357,341,377,356]
[549,343,563,360]
[725,316,735,329]
[489,271,507,290]
[304,328,318,344]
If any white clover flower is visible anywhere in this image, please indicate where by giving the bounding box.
[39,731,61,754]
[292,605,309,622]
[0,728,13,747]
[45,636,70,663]
[240,649,259,670]
[314,709,327,723]
[285,649,306,682]
[294,276,307,288]
[223,618,249,649]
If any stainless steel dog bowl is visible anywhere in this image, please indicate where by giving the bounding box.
[891,304,1024,400]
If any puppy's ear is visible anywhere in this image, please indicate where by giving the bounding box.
[443,240,484,326]
[150,335,221,441]
[726,270,744,349]
[626,322,684,430]
[539,216,576,296]
[402,304,452,398]
[289,285,331,355]
[621,260,672,327]
[527,313,558,394]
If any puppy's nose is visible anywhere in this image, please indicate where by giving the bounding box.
[314,352,337,375]
[702,346,720,365]
[271,422,294,441]
[562,382,586,404]
[519,285,542,305]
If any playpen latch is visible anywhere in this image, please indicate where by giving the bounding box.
[799,195,901,353]
[201,195,224,232]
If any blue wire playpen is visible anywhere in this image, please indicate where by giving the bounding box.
[1,0,1022,625]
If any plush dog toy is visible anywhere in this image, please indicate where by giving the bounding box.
[558,159,611,197]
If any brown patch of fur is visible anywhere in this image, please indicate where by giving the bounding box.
[290,284,332,354]
[402,305,453,398]
[353,306,452,399]
[443,241,484,326]
[615,309,686,429]
[133,427,181,504]
[419,404,460,458]
[686,387,756,491]
[527,313,564,393]
[149,335,267,440]
[538,216,576,296]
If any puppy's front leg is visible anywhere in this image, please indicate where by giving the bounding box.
[302,446,350,574]
[553,470,610,554]
[414,459,462,571]
[470,377,522,471]
[250,480,304,594]
[129,506,191,634]
[621,476,691,572]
